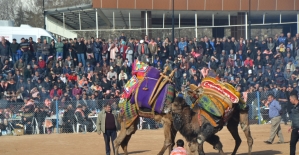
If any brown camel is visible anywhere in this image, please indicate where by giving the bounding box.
[170,97,253,155]
[114,65,179,155]
[114,113,177,155]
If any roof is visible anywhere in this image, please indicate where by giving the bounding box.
[45,4,108,30]
[45,4,298,30]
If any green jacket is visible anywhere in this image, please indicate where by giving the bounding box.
[96,110,120,134]
[55,42,64,53]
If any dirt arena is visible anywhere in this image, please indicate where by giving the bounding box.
[1,124,297,155]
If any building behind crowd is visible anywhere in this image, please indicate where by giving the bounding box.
[45,0,299,39]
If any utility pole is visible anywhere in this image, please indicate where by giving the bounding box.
[248,0,251,39]
[172,0,174,43]
[43,0,46,29]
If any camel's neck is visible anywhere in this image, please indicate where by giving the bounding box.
[173,107,195,139]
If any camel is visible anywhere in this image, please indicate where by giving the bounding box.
[114,65,178,155]
[170,96,253,155]
[113,99,233,155]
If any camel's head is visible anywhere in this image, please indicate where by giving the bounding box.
[171,96,188,114]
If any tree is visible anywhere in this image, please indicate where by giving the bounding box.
[0,0,17,21]
[14,6,26,26]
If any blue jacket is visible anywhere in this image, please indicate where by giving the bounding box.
[178,41,187,52]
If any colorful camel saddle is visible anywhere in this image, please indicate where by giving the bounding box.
[119,99,138,128]
[121,75,139,99]
[188,77,245,126]
[132,60,150,80]
[121,60,149,99]
[130,67,175,114]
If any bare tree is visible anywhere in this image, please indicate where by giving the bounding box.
[14,6,26,26]
[0,0,17,20]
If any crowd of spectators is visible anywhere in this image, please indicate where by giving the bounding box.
[0,31,299,133]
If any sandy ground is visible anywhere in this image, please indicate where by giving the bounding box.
[1,124,298,155]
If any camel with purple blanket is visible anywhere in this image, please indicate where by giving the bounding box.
[114,60,178,155]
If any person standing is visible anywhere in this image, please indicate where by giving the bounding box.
[10,38,20,63]
[170,139,187,155]
[41,39,50,62]
[97,103,120,155]
[0,36,11,65]
[264,94,284,144]
[55,37,64,59]
[278,85,289,125]
[138,40,149,63]
[289,94,299,155]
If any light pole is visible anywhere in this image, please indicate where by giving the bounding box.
[43,0,46,29]
[172,0,174,43]
[248,0,251,39]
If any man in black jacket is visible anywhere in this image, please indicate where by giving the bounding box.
[77,38,86,66]
[10,39,19,63]
[0,37,11,65]
[289,94,299,155]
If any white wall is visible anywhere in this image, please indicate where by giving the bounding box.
[46,16,78,39]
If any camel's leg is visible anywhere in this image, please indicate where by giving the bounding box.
[114,124,128,155]
[189,141,199,155]
[198,143,205,155]
[157,117,177,155]
[114,119,137,155]
[227,116,242,155]
[169,125,177,154]
[120,134,132,155]
[196,123,214,147]
[206,135,225,155]
[239,111,253,155]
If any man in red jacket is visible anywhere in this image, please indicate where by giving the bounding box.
[50,85,63,99]
[38,56,46,72]
[65,71,77,82]
[244,56,254,68]
[118,42,128,60]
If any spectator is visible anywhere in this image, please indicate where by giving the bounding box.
[72,84,82,98]
[76,38,86,66]
[41,39,50,62]
[74,104,90,131]
[55,37,63,59]
[50,85,63,99]
[108,43,118,61]
[264,94,284,144]
[0,37,10,64]
[138,40,149,63]
[10,38,19,63]
[62,104,75,133]
[289,94,299,155]
[170,139,187,155]
[96,103,120,155]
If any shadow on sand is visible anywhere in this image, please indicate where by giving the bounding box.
[206,150,282,155]
[120,150,150,155]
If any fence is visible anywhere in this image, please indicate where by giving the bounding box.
[0,98,160,135]
[0,91,284,135]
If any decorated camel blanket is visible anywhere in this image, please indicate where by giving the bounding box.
[188,77,245,127]
[119,60,175,128]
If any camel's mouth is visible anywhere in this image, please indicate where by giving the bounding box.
[163,103,172,113]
